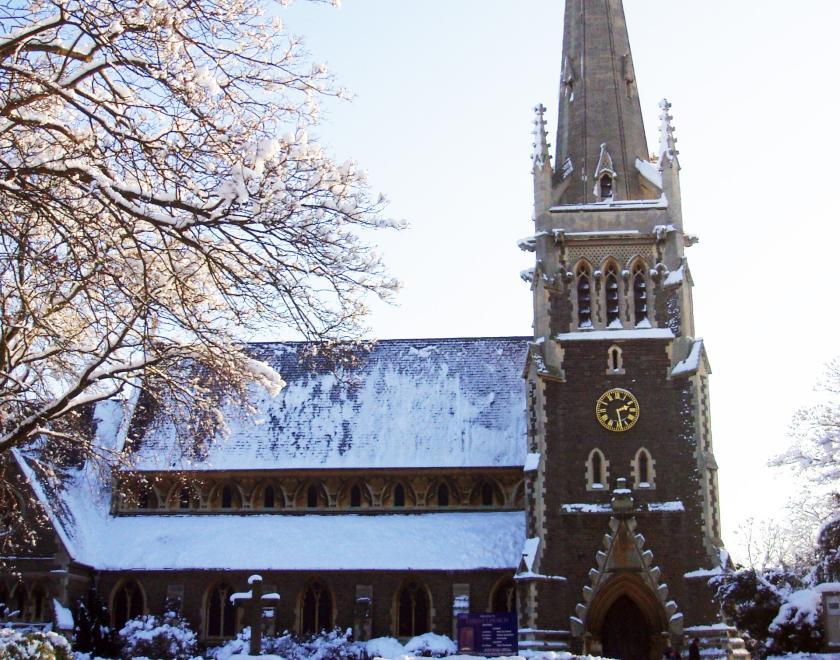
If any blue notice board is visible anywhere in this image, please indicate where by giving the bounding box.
[456,613,518,656]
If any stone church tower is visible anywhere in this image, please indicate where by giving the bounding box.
[517,1,730,657]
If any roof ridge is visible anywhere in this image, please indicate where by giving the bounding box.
[248,335,532,347]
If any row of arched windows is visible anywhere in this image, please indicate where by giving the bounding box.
[575,259,650,329]
[109,577,517,640]
[586,448,655,491]
[128,477,517,513]
[0,583,47,622]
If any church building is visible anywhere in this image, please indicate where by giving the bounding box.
[2,1,738,657]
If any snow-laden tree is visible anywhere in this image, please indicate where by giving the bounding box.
[0,1,400,463]
[772,357,840,487]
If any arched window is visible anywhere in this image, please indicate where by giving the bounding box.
[206,583,236,639]
[112,580,144,630]
[397,581,430,638]
[300,581,333,636]
[599,173,613,200]
[173,484,200,510]
[587,449,608,491]
[221,485,233,509]
[263,485,275,509]
[137,483,158,510]
[436,483,449,507]
[0,584,9,618]
[29,584,46,622]
[470,481,501,507]
[576,264,592,328]
[179,487,191,509]
[393,484,406,508]
[607,345,624,374]
[633,448,656,489]
[481,482,494,507]
[632,262,649,326]
[350,485,362,508]
[491,578,517,615]
[604,263,620,327]
[12,585,25,619]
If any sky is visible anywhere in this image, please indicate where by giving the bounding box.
[272,0,840,560]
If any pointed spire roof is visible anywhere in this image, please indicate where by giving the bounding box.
[554,0,653,203]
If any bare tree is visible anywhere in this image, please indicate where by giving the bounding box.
[772,357,840,489]
[0,0,400,461]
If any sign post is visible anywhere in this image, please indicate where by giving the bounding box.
[456,612,518,657]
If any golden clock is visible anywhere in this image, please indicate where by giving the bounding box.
[595,388,640,432]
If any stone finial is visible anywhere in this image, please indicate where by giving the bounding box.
[532,104,551,170]
[611,477,634,512]
[658,98,680,169]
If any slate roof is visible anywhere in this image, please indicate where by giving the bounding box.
[127,337,530,471]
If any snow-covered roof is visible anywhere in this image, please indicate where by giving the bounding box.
[23,452,524,571]
[671,339,705,378]
[126,337,530,471]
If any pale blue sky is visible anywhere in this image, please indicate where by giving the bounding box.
[273,1,840,559]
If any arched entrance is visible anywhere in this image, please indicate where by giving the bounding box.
[601,595,652,660]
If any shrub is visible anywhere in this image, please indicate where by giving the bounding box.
[209,627,367,660]
[118,611,197,659]
[402,632,456,657]
[0,628,70,659]
[768,588,824,654]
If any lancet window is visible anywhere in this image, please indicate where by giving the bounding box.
[604,262,620,327]
[576,263,593,328]
[632,261,649,325]
[633,448,655,488]
[587,449,608,490]
[491,578,517,614]
[397,581,431,638]
[206,583,237,639]
[607,345,624,374]
[112,580,145,630]
[300,581,333,636]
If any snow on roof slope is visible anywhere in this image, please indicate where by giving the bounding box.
[127,337,530,470]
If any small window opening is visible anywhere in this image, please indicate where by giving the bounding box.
[221,485,233,509]
[639,452,650,483]
[393,484,406,508]
[437,483,449,507]
[605,264,620,326]
[481,482,494,507]
[350,485,362,508]
[607,345,624,374]
[178,487,191,509]
[263,485,275,509]
[599,174,613,200]
[307,485,319,508]
[592,453,603,485]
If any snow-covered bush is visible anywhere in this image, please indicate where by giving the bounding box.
[711,567,792,653]
[365,637,406,659]
[768,588,824,654]
[118,611,197,659]
[209,627,366,660]
[402,632,457,657]
[0,628,71,659]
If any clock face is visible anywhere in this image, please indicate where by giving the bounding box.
[595,388,640,432]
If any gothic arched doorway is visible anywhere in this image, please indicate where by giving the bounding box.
[600,595,652,660]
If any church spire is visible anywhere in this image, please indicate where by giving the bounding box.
[554,0,653,204]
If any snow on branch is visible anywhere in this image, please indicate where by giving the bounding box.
[0,0,400,466]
